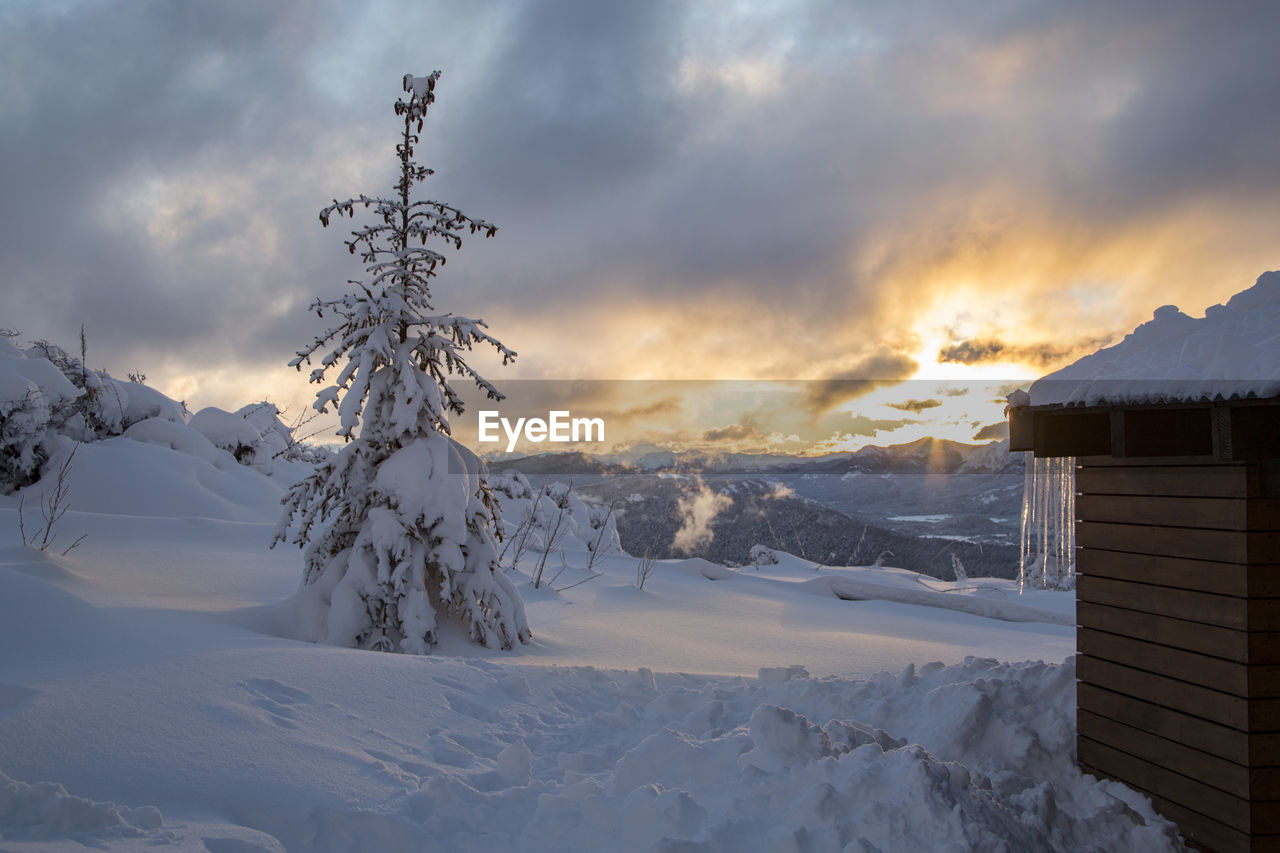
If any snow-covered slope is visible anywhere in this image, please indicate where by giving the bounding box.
[0,424,1189,851]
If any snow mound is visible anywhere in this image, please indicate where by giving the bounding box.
[1031,270,1280,405]
[18,436,283,522]
[0,769,169,846]
[189,407,265,464]
[0,351,79,413]
[125,417,242,471]
[116,380,186,426]
[184,404,317,484]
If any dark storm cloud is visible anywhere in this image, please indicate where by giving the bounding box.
[1093,4,1280,212]
[452,0,684,204]
[3,0,1279,413]
[0,0,501,383]
[1,4,311,337]
[443,0,1280,347]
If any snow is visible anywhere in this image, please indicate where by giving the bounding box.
[1029,270,1280,405]
[117,380,186,426]
[0,391,1188,849]
[0,351,79,413]
[189,406,265,459]
[20,434,285,523]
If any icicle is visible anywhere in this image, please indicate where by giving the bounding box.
[1018,453,1077,592]
[1019,451,1033,592]
[1067,459,1076,585]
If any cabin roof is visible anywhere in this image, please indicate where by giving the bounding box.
[1008,395,1280,460]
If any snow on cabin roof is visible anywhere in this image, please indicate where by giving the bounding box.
[1027,270,1280,407]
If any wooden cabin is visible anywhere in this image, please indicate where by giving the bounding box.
[1010,396,1280,853]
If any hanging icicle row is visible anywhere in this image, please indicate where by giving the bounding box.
[1019,451,1033,592]
[1019,453,1077,591]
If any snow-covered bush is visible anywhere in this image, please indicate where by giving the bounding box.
[22,334,184,443]
[488,471,623,568]
[749,544,779,567]
[26,338,128,438]
[0,336,79,492]
[274,73,529,654]
[189,406,262,465]
[1,329,321,496]
[188,403,329,481]
[237,402,328,465]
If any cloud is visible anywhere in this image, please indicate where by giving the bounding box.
[938,336,1114,367]
[765,482,795,500]
[802,354,920,414]
[4,0,1279,434]
[973,421,1009,441]
[617,397,684,420]
[702,423,758,443]
[888,398,942,413]
[671,478,733,555]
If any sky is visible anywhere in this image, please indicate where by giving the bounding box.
[3,0,1278,456]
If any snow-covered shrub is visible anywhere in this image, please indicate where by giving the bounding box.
[236,402,328,464]
[188,402,328,479]
[488,471,623,565]
[189,407,262,465]
[749,544,779,567]
[274,73,529,654]
[0,339,80,492]
[26,338,127,438]
[22,335,182,441]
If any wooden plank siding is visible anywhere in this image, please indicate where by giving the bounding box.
[1077,464,1255,498]
[1079,495,1280,531]
[1075,456,1280,852]
[1076,602,1280,664]
[1077,522,1280,564]
[1078,550,1280,598]
[1078,628,1280,698]
[1078,575,1280,631]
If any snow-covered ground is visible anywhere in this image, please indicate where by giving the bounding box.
[0,429,1183,851]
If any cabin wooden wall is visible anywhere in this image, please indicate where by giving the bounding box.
[1075,454,1280,852]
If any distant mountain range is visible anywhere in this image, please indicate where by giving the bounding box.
[485,437,1023,478]
[484,438,1029,579]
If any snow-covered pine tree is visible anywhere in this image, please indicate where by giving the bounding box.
[272,72,530,654]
